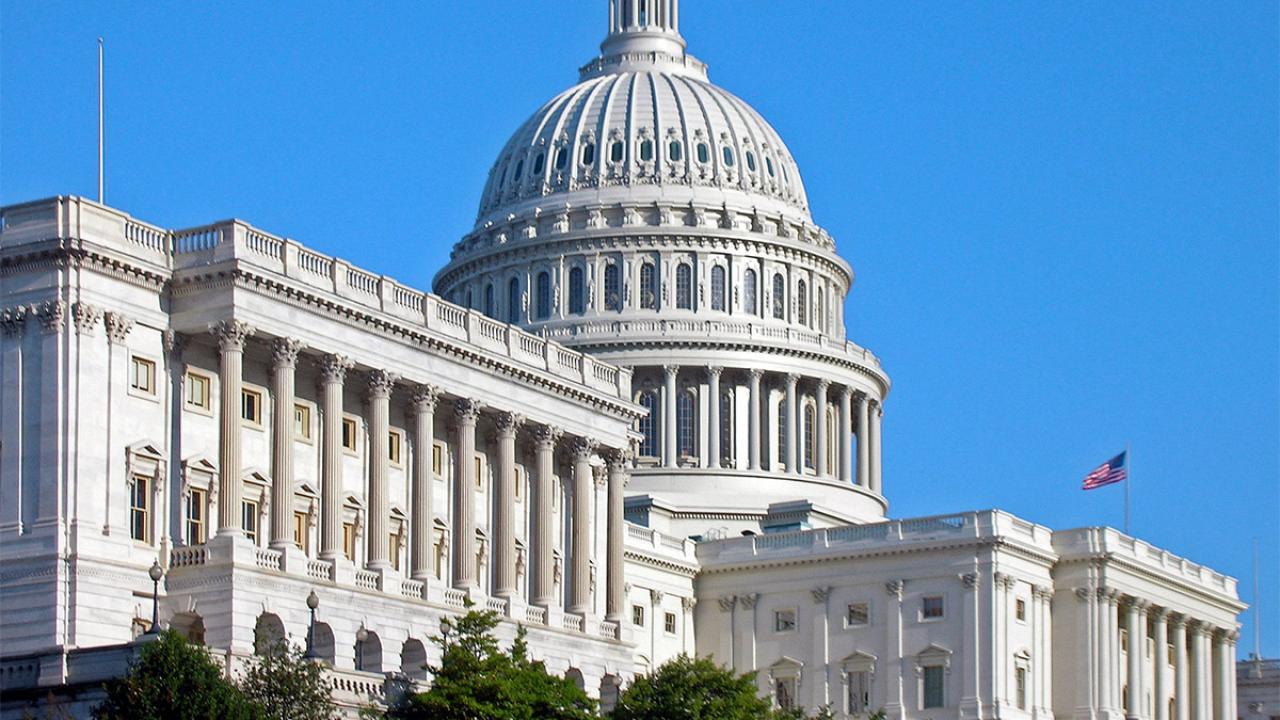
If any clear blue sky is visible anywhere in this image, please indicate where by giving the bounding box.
[3,1,1276,657]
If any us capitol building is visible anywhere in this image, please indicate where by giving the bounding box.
[0,2,1245,718]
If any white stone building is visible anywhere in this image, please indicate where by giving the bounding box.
[0,2,1245,719]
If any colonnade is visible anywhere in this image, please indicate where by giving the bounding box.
[641,364,882,491]
[206,320,630,624]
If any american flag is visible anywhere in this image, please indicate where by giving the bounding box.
[1082,451,1127,490]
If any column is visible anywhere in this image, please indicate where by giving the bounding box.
[569,437,596,616]
[856,393,871,487]
[317,353,352,560]
[869,400,884,493]
[838,386,853,484]
[1153,610,1169,720]
[784,373,799,475]
[959,574,981,716]
[409,385,439,580]
[493,411,523,599]
[1212,631,1231,720]
[1126,599,1147,720]
[530,425,561,608]
[269,338,304,549]
[604,449,628,623]
[1190,623,1208,720]
[663,365,678,468]
[747,369,763,471]
[707,366,722,469]
[815,380,830,478]
[884,580,905,717]
[1098,590,1115,716]
[1171,616,1189,720]
[1036,586,1054,716]
[451,398,481,591]
[212,320,254,535]
[1074,588,1098,717]
[365,369,397,570]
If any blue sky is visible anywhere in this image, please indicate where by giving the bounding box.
[2,1,1276,657]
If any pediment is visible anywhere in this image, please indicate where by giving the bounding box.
[841,650,877,672]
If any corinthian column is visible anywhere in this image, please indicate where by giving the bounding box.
[784,373,799,474]
[452,398,482,592]
[1152,609,1169,720]
[269,338,304,549]
[747,369,763,470]
[569,436,597,616]
[1190,623,1209,720]
[663,365,678,468]
[1125,599,1147,720]
[1171,616,1189,720]
[365,369,398,570]
[707,366,722,468]
[815,379,830,478]
[838,386,853,484]
[409,385,439,580]
[856,392,871,487]
[211,320,255,535]
[1213,631,1233,720]
[317,353,353,560]
[604,449,628,623]
[530,425,561,608]
[869,400,883,493]
[493,411,523,599]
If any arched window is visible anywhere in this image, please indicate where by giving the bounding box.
[532,152,545,176]
[766,156,776,178]
[535,271,551,320]
[639,139,654,162]
[640,263,657,309]
[777,398,787,470]
[581,142,595,166]
[638,391,658,457]
[743,268,757,315]
[483,283,495,318]
[513,159,524,183]
[466,288,474,310]
[746,150,757,173]
[772,273,786,319]
[710,266,726,311]
[722,146,735,167]
[568,267,585,315]
[696,142,710,164]
[817,288,825,332]
[719,390,734,467]
[677,389,696,459]
[797,280,808,326]
[804,402,815,470]
[507,277,521,322]
[675,263,693,310]
[604,263,621,312]
[668,140,683,161]
[610,140,625,163]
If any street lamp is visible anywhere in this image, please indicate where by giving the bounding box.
[304,590,319,659]
[355,625,369,672]
[146,559,164,635]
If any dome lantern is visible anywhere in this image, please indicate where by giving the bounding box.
[602,0,685,57]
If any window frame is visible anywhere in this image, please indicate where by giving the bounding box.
[632,604,646,627]
[568,266,586,315]
[921,595,946,621]
[664,611,677,635]
[186,486,207,545]
[342,416,360,454]
[639,263,657,310]
[129,474,151,543]
[772,273,786,319]
[184,370,213,413]
[846,602,870,628]
[242,499,260,545]
[773,608,798,634]
[388,428,405,467]
[241,386,265,428]
[294,402,314,443]
[710,265,726,311]
[129,355,158,398]
[675,263,693,310]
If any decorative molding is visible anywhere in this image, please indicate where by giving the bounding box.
[270,337,305,370]
[810,586,831,604]
[885,580,903,597]
[103,311,134,344]
[739,592,759,610]
[209,319,254,352]
[453,398,482,423]
[316,354,354,385]
[365,369,399,399]
[0,306,27,337]
[410,384,440,413]
[38,300,67,333]
[531,424,563,448]
[960,572,979,591]
[570,436,598,461]
[718,595,736,612]
[72,302,102,335]
[494,411,524,436]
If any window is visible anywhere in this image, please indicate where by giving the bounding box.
[554,146,569,171]
[390,533,402,571]
[1016,667,1027,710]
[1016,599,1027,621]
[185,372,210,410]
[342,418,359,452]
[797,279,808,326]
[664,612,677,634]
[774,608,797,633]
[568,267,585,315]
[130,475,150,542]
[803,403,815,470]
[483,283,495,318]
[294,404,312,441]
[638,391,658,457]
[677,389,695,459]
[743,268,757,315]
[342,522,357,561]
[847,671,871,714]
[632,605,645,627]
[639,139,654,162]
[772,273,786,319]
[535,271,551,320]
[696,142,710,164]
[846,603,869,627]
[922,595,945,620]
[513,159,523,183]
[507,277,522,322]
[746,150,757,172]
[532,152,545,175]
[719,391,733,467]
[766,155,776,177]
[776,678,798,710]
[1120,629,1129,653]
[433,443,444,475]
[675,263,693,310]
[241,388,263,425]
[581,142,595,166]
[388,431,403,465]
[474,455,484,489]
[817,288,826,331]
[777,399,788,470]
[610,140,625,163]
[923,666,945,708]
[186,487,206,545]
[722,145,735,167]
[604,263,621,311]
[131,356,156,394]
[668,140,682,161]
[242,500,259,544]
[710,265,726,311]
[639,263,657,309]
[293,511,308,552]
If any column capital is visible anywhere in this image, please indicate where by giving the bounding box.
[1149,605,1171,622]
[1166,612,1186,629]
[602,447,632,470]
[739,592,759,609]
[162,329,185,356]
[570,436,598,461]
[960,572,979,591]
[840,384,854,400]
[816,378,831,392]
[104,310,135,344]
[72,302,102,335]
[662,364,679,378]
[747,368,764,382]
[785,372,800,386]
[410,383,441,412]
[270,337,306,370]
[365,369,399,399]
[39,300,67,333]
[810,586,832,604]
[1074,587,1092,602]
[316,353,354,385]
[531,424,563,448]
[209,319,255,351]
[494,411,525,436]
[718,595,737,612]
[681,596,697,612]
[707,365,724,379]
[453,398,483,423]
[0,306,27,337]
[885,579,904,597]
[1215,628,1239,643]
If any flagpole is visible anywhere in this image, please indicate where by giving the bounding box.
[1124,441,1131,534]
[97,37,104,204]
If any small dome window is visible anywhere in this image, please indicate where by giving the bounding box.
[745,150,757,173]
[555,147,569,171]
[639,139,654,162]
[668,141,683,162]
[610,140,625,163]
[766,156,775,178]
[696,142,710,164]
[722,146,736,167]
[513,159,524,181]
[581,142,596,166]
[532,152,545,175]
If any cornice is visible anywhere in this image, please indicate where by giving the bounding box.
[623,548,699,577]
[1053,552,1245,611]
[697,535,1056,577]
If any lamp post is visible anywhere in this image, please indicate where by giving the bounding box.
[305,590,320,659]
[146,560,164,635]
[355,625,369,672]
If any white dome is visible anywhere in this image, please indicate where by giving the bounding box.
[473,7,811,229]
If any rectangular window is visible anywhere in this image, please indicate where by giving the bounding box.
[774,608,797,633]
[923,666,945,708]
[632,605,645,627]
[294,404,312,440]
[922,595,944,620]
[130,475,150,542]
[293,511,308,551]
[342,522,356,561]
[433,444,443,475]
[1016,598,1027,621]
[846,602,869,627]
[241,388,263,425]
[342,418,358,452]
[185,372,211,410]
[388,431,402,464]
[514,467,523,500]
[664,612,677,634]
[1016,667,1027,710]
[390,533,401,571]
[474,456,483,489]
[1120,629,1129,653]
[242,500,259,543]
[186,488,207,544]
[130,356,156,394]
[847,671,871,714]
[776,678,798,710]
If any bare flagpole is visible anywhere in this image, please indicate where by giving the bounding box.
[1124,441,1131,534]
[98,37,104,204]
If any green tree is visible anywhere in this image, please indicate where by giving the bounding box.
[609,655,832,720]
[390,609,596,720]
[240,641,336,720]
[93,630,259,720]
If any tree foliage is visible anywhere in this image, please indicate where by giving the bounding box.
[240,641,336,720]
[93,630,259,720]
[390,609,596,720]
[609,655,832,720]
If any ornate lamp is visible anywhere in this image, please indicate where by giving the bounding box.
[304,590,319,659]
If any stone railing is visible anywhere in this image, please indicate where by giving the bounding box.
[355,570,379,591]
[524,606,547,625]
[1053,526,1238,597]
[254,547,283,571]
[169,545,208,568]
[307,558,334,581]
[443,588,467,608]
[624,522,697,563]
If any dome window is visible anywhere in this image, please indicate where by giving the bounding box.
[568,267,586,315]
[639,139,654,162]
[497,165,508,190]
[746,150,757,173]
[797,279,808,326]
[507,277,522,323]
[640,263,657,309]
[483,283,495,318]
[675,263,694,310]
[722,146,736,167]
[696,142,710,164]
[772,273,786,320]
[766,156,775,178]
[513,159,524,183]
[710,266,726,311]
[532,152,545,176]
[554,147,569,171]
[637,391,658,457]
[604,264,622,312]
[668,141,683,162]
[581,142,596,166]
[610,140,625,163]
[743,268,758,315]
[535,271,552,320]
